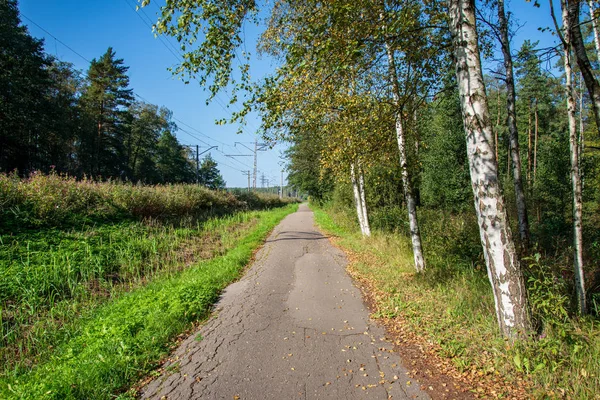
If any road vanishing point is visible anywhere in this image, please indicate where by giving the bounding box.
[141,204,429,399]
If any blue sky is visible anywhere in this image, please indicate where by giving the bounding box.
[17,0,560,188]
[18,0,285,189]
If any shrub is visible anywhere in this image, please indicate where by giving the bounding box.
[0,172,296,232]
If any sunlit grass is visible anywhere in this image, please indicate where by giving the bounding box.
[0,204,297,399]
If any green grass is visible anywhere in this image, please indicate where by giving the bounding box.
[0,203,297,399]
[311,203,600,399]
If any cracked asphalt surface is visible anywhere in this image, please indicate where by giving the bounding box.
[140,204,429,399]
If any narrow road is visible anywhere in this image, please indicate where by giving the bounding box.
[140,204,429,399]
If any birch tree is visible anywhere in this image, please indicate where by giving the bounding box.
[588,0,600,60]
[448,0,531,338]
[565,0,600,136]
[550,0,587,314]
[495,0,530,250]
[385,41,426,270]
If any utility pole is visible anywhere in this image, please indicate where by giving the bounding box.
[280,170,284,198]
[188,145,218,185]
[254,141,258,189]
[196,145,200,185]
[242,170,251,191]
[234,141,268,190]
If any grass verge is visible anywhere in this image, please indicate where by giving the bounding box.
[0,204,297,399]
[312,203,600,399]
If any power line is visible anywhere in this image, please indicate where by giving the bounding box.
[134,1,183,59]
[171,116,231,147]
[125,0,257,136]
[20,13,92,64]
[121,0,183,63]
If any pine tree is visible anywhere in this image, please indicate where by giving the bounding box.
[80,47,133,178]
[0,0,50,173]
[43,60,83,173]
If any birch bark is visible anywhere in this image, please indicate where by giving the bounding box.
[448,0,531,337]
[497,0,530,250]
[589,0,600,62]
[384,42,426,273]
[358,165,371,237]
[351,162,368,237]
[560,0,587,314]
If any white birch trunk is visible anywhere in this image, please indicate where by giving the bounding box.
[396,116,425,272]
[561,0,587,314]
[589,0,600,61]
[384,42,426,273]
[498,0,530,249]
[351,162,367,236]
[578,76,585,190]
[449,0,531,338]
[358,166,371,237]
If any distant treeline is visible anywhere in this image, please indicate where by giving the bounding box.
[0,0,199,183]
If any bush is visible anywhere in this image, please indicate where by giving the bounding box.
[0,172,296,232]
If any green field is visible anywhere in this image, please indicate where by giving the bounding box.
[0,173,297,399]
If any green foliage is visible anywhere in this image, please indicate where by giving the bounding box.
[79,47,134,177]
[0,4,200,184]
[525,254,570,328]
[155,130,196,183]
[531,132,571,246]
[0,172,294,232]
[419,84,471,211]
[0,0,50,173]
[149,0,256,107]
[124,102,173,182]
[285,130,334,201]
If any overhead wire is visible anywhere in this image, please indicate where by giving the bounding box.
[121,0,183,63]
[20,13,92,64]
[125,0,258,136]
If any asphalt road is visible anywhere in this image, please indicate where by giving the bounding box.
[140,204,429,399]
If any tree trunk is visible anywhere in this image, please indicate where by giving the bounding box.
[358,165,371,237]
[385,42,426,273]
[528,105,532,187]
[351,162,368,237]
[561,0,587,314]
[568,0,600,136]
[494,84,500,163]
[578,75,585,190]
[588,0,600,62]
[498,0,530,250]
[95,100,104,177]
[534,99,539,184]
[449,0,531,338]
